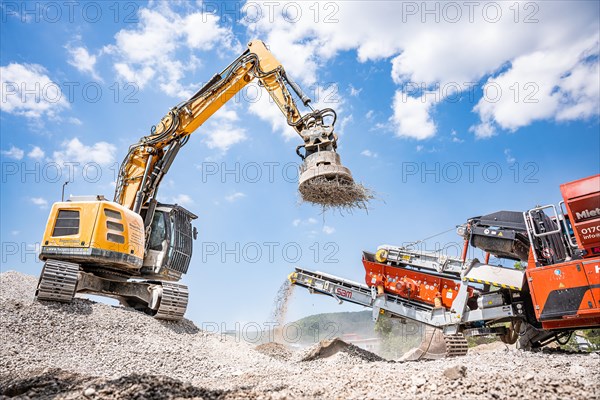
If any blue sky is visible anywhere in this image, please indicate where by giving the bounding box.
[1,1,599,330]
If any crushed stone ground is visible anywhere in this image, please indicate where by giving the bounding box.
[1,271,599,399]
[298,338,385,362]
[255,343,293,361]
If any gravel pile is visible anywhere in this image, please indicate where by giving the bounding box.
[0,271,38,302]
[298,338,384,362]
[255,343,293,361]
[0,271,274,383]
[1,270,599,400]
[0,369,227,400]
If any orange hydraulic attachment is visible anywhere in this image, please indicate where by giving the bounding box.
[363,256,473,309]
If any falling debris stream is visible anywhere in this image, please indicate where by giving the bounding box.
[269,279,295,343]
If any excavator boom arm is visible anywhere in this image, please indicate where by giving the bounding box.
[36,41,363,323]
[114,40,316,212]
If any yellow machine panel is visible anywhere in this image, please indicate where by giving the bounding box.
[40,199,144,271]
[41,201,99,250]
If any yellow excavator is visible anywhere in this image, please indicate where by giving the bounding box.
[35,40,359,320]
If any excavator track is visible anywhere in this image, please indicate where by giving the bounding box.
[154,282,189,320]
[35,259,80,302]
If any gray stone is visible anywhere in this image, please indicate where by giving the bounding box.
[443,365,467,380]
[1,270,599,400]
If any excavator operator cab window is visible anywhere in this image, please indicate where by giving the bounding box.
[141,204,196,275]
[148,211,169,251]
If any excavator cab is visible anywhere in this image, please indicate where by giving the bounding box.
[141,203,197,281]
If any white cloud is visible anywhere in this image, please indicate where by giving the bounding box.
[225,192,246,203]
[471,39,599,136]
[110,8,177,64]
[27,146,45,160]
[0,63,69,119]
[322,225,335,235]
[11,230,20,236]
[469,121,496,139]
[68,117,83,125]
[114,63,155,88]
[450,129,464,143]
[204,124,247,152]
[247,82,288,132]
[195,102,247,155]
[30,197,48,209]
[53,138,117,166]
[371,122,387,132]
[1,146,24,160]
[391,92,437,140]
[313,83,343,110]
[244,2,600,138]
[171,194,194,206]
[339,114,353,135]
[504,149,516,164]
[105,5,238,97]
[216,108,240,122]
[241,29,321,85]
[246,82,302,140]
[361,149,378,158]
[349,84,362,97]
[292,217,318,227]
[366,110,374,119]
[182,12,236,51]
[66,45,101,81]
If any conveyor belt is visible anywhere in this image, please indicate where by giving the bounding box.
[290,267,432,313]
[291,267,470,359]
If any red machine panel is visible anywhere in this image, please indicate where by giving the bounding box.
[362,257,470,309]
[526,258,600,327]
[560,174,600,257]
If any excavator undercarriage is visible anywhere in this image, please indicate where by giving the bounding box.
[36,262,189,321]
[35,260,190,322]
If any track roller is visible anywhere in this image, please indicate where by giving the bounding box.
[154,282,189,320]
[35,259,80,302]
